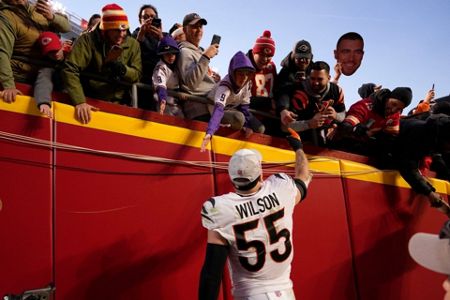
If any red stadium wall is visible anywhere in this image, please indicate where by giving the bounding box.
[0,97,448,299]
[0,109,53,296]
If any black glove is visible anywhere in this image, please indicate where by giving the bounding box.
[104,61,126,79]
[286,128,303,151]
[339,121,354,135]
[353,123,369,137]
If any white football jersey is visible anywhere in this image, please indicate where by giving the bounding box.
[152,60,179,105]
[201,173,298,297]
[211,81,252,109]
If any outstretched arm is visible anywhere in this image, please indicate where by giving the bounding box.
[286,128,312,204]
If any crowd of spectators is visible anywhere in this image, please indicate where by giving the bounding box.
[1,1,449,216]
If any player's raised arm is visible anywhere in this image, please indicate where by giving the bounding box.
[286,128,312,204]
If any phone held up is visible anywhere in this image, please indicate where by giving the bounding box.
[211,34,221,45]
[105,45,123,63]
[151,18,162,28]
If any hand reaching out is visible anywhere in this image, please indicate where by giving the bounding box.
[159,100,166,115]
[200,134,212,152]
[280,109,298,126]
[39,104,53,118]
[244,127,253,138]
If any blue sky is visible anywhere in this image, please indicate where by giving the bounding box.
[56,0,450,108]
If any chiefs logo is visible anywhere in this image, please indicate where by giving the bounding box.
[40,37,53,46]
[237,169,243,176]
[263,48,272,55]
[119,24,127,30]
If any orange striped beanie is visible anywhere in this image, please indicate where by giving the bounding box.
[99,4,129,31]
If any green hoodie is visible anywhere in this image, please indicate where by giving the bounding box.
[62,28,142,105]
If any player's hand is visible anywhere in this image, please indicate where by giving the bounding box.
[201,134,212,152]
[428,192,450,218]
[39,104,53,118]
[1,87,22,103]
[75,102,99,124]
[159,100,166,115]
[286,128,303,151]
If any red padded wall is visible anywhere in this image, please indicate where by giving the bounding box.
[343,177,448,300]
[1,99,448,300]
[0,110,53,296]
[53,122,216,299]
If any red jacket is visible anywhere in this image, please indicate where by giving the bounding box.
[345,98,400,135]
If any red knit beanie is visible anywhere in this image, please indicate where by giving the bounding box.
[252,30,275,56]
[99,3,129,31]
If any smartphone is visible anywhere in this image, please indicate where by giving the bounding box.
[432,83,435,90]
[111,45,123,54]
[211,34,221,45]
[105,45,123,62]
[151,18,162,28]
[36,0,48,12]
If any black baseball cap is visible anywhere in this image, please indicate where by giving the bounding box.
[294,40,312,59]
[183,13,207,27]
